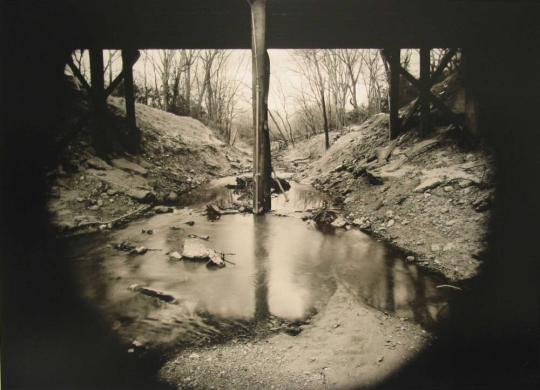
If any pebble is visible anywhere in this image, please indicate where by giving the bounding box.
[386,219,395,227]
[443,185,453,192]
[431,244,441,252]
[406,256,415,261]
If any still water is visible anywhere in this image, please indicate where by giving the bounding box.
[65,179,450,348]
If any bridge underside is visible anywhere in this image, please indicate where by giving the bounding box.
[8,0,538,49]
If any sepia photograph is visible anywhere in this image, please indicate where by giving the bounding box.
[1,1,539,389]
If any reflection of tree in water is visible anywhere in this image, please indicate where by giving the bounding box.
[253,215,270,320]
[404,263,435,328]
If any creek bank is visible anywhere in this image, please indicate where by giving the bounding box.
[47,92,251,235]
[160,285,432,390]
[277,115,494,282]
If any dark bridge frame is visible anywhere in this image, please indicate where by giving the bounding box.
[2,1,539,388]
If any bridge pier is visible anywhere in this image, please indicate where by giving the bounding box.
[249,0,272,214]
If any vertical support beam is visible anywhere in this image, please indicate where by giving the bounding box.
[387,48,401,139]
[419,47,431,136]
[249,0,271,214]
[89,48,107,155]
[122,49,140,153]
[89,48,105,112]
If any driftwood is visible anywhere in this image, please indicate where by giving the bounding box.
[272,168,289,202]
[62,205,152,236]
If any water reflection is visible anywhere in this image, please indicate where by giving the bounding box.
[64,180,451,348]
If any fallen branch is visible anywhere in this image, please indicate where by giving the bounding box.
[436,284,463,291]
[272,168,289,202]
[63,205,152,235]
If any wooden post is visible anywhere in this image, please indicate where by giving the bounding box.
[89,49,105,112]
[387,48,401,139]
[249,0,272,214]
[89,48,107,155]
[419,47,431,136]
[122,49,140,153]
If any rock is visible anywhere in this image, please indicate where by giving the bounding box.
[352,217,371,230]
[111,158,148,176]
[331,217,347,228]
[188,234,210,241]
[127,189,156,203]
[443,185,453,192]
[206,204,222,219]
[166,191,178,203]
[185,221,195,226]
[181,239,225,267]
[154,205,173,214]
[76,197,84,202]
[414,177,443,193]
[128,284,176,303]
[88,205,100,211]
[189,353,200,359]
[107,189,117,196]
[133,246,148,255]
[386,219,395,227]
[170,225,183,230]
[114,241,135,252]
[406,256,415,261]
[385,210,394,218]
[377,356,384,363]
[430,244,441,252]
[472,194,492,212]
[132,340,144,348]
[141,229,153,234]
[169,251,182,260]
[458,179,473,188]
[313,209,337,226]
[443,243,455,252]
[86,156,112,170]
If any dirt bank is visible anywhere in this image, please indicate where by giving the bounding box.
[277,114,495,282]
[160,285,431,390]
[47,93,250,234]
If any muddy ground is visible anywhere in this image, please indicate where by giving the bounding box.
[160,285,431,390]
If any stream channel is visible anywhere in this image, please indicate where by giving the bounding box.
[64,176,452,350]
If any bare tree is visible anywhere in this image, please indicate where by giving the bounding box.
[361,49,387,115]
[104,50,121,88]
[336,49,363,111]
[293,49,330,149]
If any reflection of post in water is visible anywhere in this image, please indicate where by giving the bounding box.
[384,253,396,312]
[253,215,270,320]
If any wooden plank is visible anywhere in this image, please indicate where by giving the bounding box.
[249,0,272,214]
[105,50,140,97]
[89,48,105,112]
[122,49,140,153]
[431,48,457,82]
[419,47,431,136]
[398,62,459,123]
[67,58,91,92]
